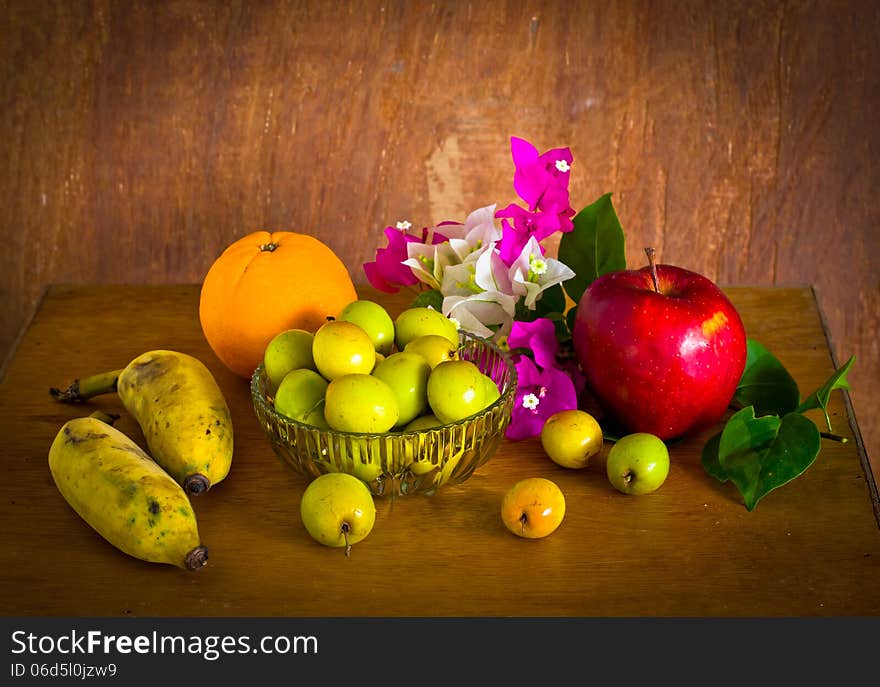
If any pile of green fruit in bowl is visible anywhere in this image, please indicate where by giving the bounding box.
[251,300,517,497]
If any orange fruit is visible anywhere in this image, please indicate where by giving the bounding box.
[199,231,358,379]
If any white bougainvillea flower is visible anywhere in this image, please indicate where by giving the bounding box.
[403,240,458,290]
[442,291,517,341]
[436,204,496,241]
[443,204,503,262]
[508,236,576,309]
[473,242,514,294]
[440,238,517,306]
[403,205,504,292]
[440,260,484,297]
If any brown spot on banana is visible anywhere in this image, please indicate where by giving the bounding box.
[128,355,171,383]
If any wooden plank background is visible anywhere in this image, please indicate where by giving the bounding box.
[2,0,877,479]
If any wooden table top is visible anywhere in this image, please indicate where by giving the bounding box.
[1,283,877,617]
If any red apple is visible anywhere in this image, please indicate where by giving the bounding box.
[571,250,747,441]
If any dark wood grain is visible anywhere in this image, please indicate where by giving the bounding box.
[2,1,877,487]
[0,284,876,617]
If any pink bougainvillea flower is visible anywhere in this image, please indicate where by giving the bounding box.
[364,224,449,293]
[536,182,575,219]
[495,203,561,242]
[508,136,574,214]
[363,225,420,293]
[507,317,560,371]
[495,204,574,266]
[505,354,578,441]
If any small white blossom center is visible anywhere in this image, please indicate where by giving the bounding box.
[396,220,412,230]
[555,159,571,173]
[522,393,540,410]
[529,255,548,276]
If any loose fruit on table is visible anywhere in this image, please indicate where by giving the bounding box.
[605,432,670,495]
[540,409,604,469]
[299,472,377,557]
[500,477,567,539]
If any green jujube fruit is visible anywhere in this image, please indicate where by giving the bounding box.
[426,360,487,424]
[394,307,459,350]
[274,368,329,428]
[339,299,396,356]
[263,328,317,391]
[324,373,400,433]
[312,320,376,381]
[372,351,431,428]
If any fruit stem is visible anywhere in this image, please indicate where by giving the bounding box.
[184,546,209,571]
[342,522,352,557]
[519,512,527,538]
[89,410,121,426]
[184,473,211,496]
[820,431,848,443]
[49,369,124,403]
[644,247,661,293]
[622,470,634,485]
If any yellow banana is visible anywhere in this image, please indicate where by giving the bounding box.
[50,350,234,496]
[49,412,208,571]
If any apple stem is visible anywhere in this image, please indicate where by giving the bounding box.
[820,431,848,443]
[341,522,352,557]
[622,470,634,485]
[644,247,661,293]
[519,513,527,538]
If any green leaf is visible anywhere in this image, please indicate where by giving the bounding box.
[734,340,800,417]
[700,431,727,482]
[410,288,443,311]
[558,192,626,305]
[718,407,821,511]
[552,316,572,344]
[533,283,566,319]
[795,355,856,431]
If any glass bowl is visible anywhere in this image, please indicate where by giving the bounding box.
[251,331,517,497]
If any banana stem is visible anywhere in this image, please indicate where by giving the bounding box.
[49,369,124,403]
